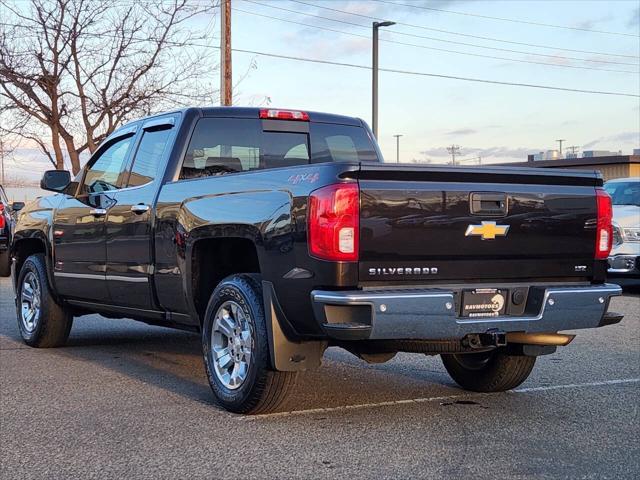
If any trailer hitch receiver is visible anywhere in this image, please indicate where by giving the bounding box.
[463,329,507,349]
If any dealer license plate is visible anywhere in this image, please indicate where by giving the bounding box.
[461,289,508,318]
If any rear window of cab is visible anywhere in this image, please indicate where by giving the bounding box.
[179,118,378,180]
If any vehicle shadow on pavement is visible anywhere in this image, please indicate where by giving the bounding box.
[41,315,458,414]
[54,318,219,408]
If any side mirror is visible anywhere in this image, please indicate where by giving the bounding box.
[11,202,25,212]
[40,170,71,192]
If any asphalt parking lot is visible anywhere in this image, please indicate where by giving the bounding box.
[1,277,638,480]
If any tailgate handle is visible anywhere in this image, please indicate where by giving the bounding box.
[470,193,508,216]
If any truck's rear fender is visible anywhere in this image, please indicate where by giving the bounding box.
[160,190,300,324]
[154,163,361,336]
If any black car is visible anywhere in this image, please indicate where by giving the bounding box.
[0,185,24,277]
[10,107,623,414]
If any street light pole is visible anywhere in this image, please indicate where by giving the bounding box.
[372,21,395,139]
[393,134,403,163]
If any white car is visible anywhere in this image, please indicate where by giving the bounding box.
[604,177,640,277]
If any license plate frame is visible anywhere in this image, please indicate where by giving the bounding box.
[461,288,508,318]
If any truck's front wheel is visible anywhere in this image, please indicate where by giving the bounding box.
[202,274,297,414]
[441,350,536,392]
[16,254,73,347]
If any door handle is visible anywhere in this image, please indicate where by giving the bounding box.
[130,204,150,214]
[89,208,107,217]
[470,193,508,216]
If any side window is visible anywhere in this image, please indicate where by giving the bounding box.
[310,123,379,163]
[179,118,310,180]
[83,136,133,194]
[325,135,359,163]
[127,127,172,187]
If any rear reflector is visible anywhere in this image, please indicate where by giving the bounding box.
[259,109,309,121]
[0,203,5,229]
[595,188,613,260]
[308,183,359,262]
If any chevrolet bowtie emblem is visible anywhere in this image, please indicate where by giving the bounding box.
[465,221,510,240]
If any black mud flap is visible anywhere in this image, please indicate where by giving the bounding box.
[262,281,327,372]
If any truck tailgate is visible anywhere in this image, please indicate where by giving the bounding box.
[356,164,601,283]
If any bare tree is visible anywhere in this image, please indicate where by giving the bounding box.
[0,0,218,174]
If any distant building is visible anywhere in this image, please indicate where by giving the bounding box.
[582,150,621,158]
[532,150,561,161]
[515,154,639,181]
[634,148,640,156]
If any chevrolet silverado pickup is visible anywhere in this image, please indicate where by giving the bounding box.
[9,107,623,414]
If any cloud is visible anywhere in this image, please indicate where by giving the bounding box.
[583,131,640,149]
[290,36,370,58]
[312,0,467,20]
[419,145,542,162]
[446,128,476,136]
[277,0,471,60]
[628,7,640,30]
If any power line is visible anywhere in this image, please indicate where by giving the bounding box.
[289,0,638,59]
[227,46,639,98]
[1,27,637,96]
[5,8,636,76]
[239,0,638,74]
[372,0,640,38]
[243,0,636,67]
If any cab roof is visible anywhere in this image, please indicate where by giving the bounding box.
[127,106,363,127]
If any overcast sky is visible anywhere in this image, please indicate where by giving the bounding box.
[5,0,640,179]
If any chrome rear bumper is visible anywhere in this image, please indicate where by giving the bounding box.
[311,284,623,341]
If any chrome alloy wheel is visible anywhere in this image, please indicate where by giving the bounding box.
[211,301,253,390]
[20,271,41,333]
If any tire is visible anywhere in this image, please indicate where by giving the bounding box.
[202,274,297,414]
[16,254,73,347]
[441,349,536,392]
[0,249,10,277]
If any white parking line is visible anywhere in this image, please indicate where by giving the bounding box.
[512,378,639,393]
[242,378,640,420]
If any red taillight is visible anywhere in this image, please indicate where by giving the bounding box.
[0,203,5,229]
[259,109,309,121]
[308,183,359,262]
[595,188,613,259]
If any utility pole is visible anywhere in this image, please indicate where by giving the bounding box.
[556,139,566,157]
[220,0,232,106]
[372,20,395,138]
[393,134,403,163]
[447,144,461,166]
[567,145,580,156]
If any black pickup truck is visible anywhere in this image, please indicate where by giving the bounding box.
[9,107,622,414]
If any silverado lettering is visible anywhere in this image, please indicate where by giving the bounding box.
[368,267,438,276]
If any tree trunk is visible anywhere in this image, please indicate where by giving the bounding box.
[68,149,81,175]
[51,127,65,170]
[61,134,81,175]
[86,127,97,154]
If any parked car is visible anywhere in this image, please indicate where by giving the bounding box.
[0,185,24,277]
[604,177,640,278]
[11,107,623,414]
